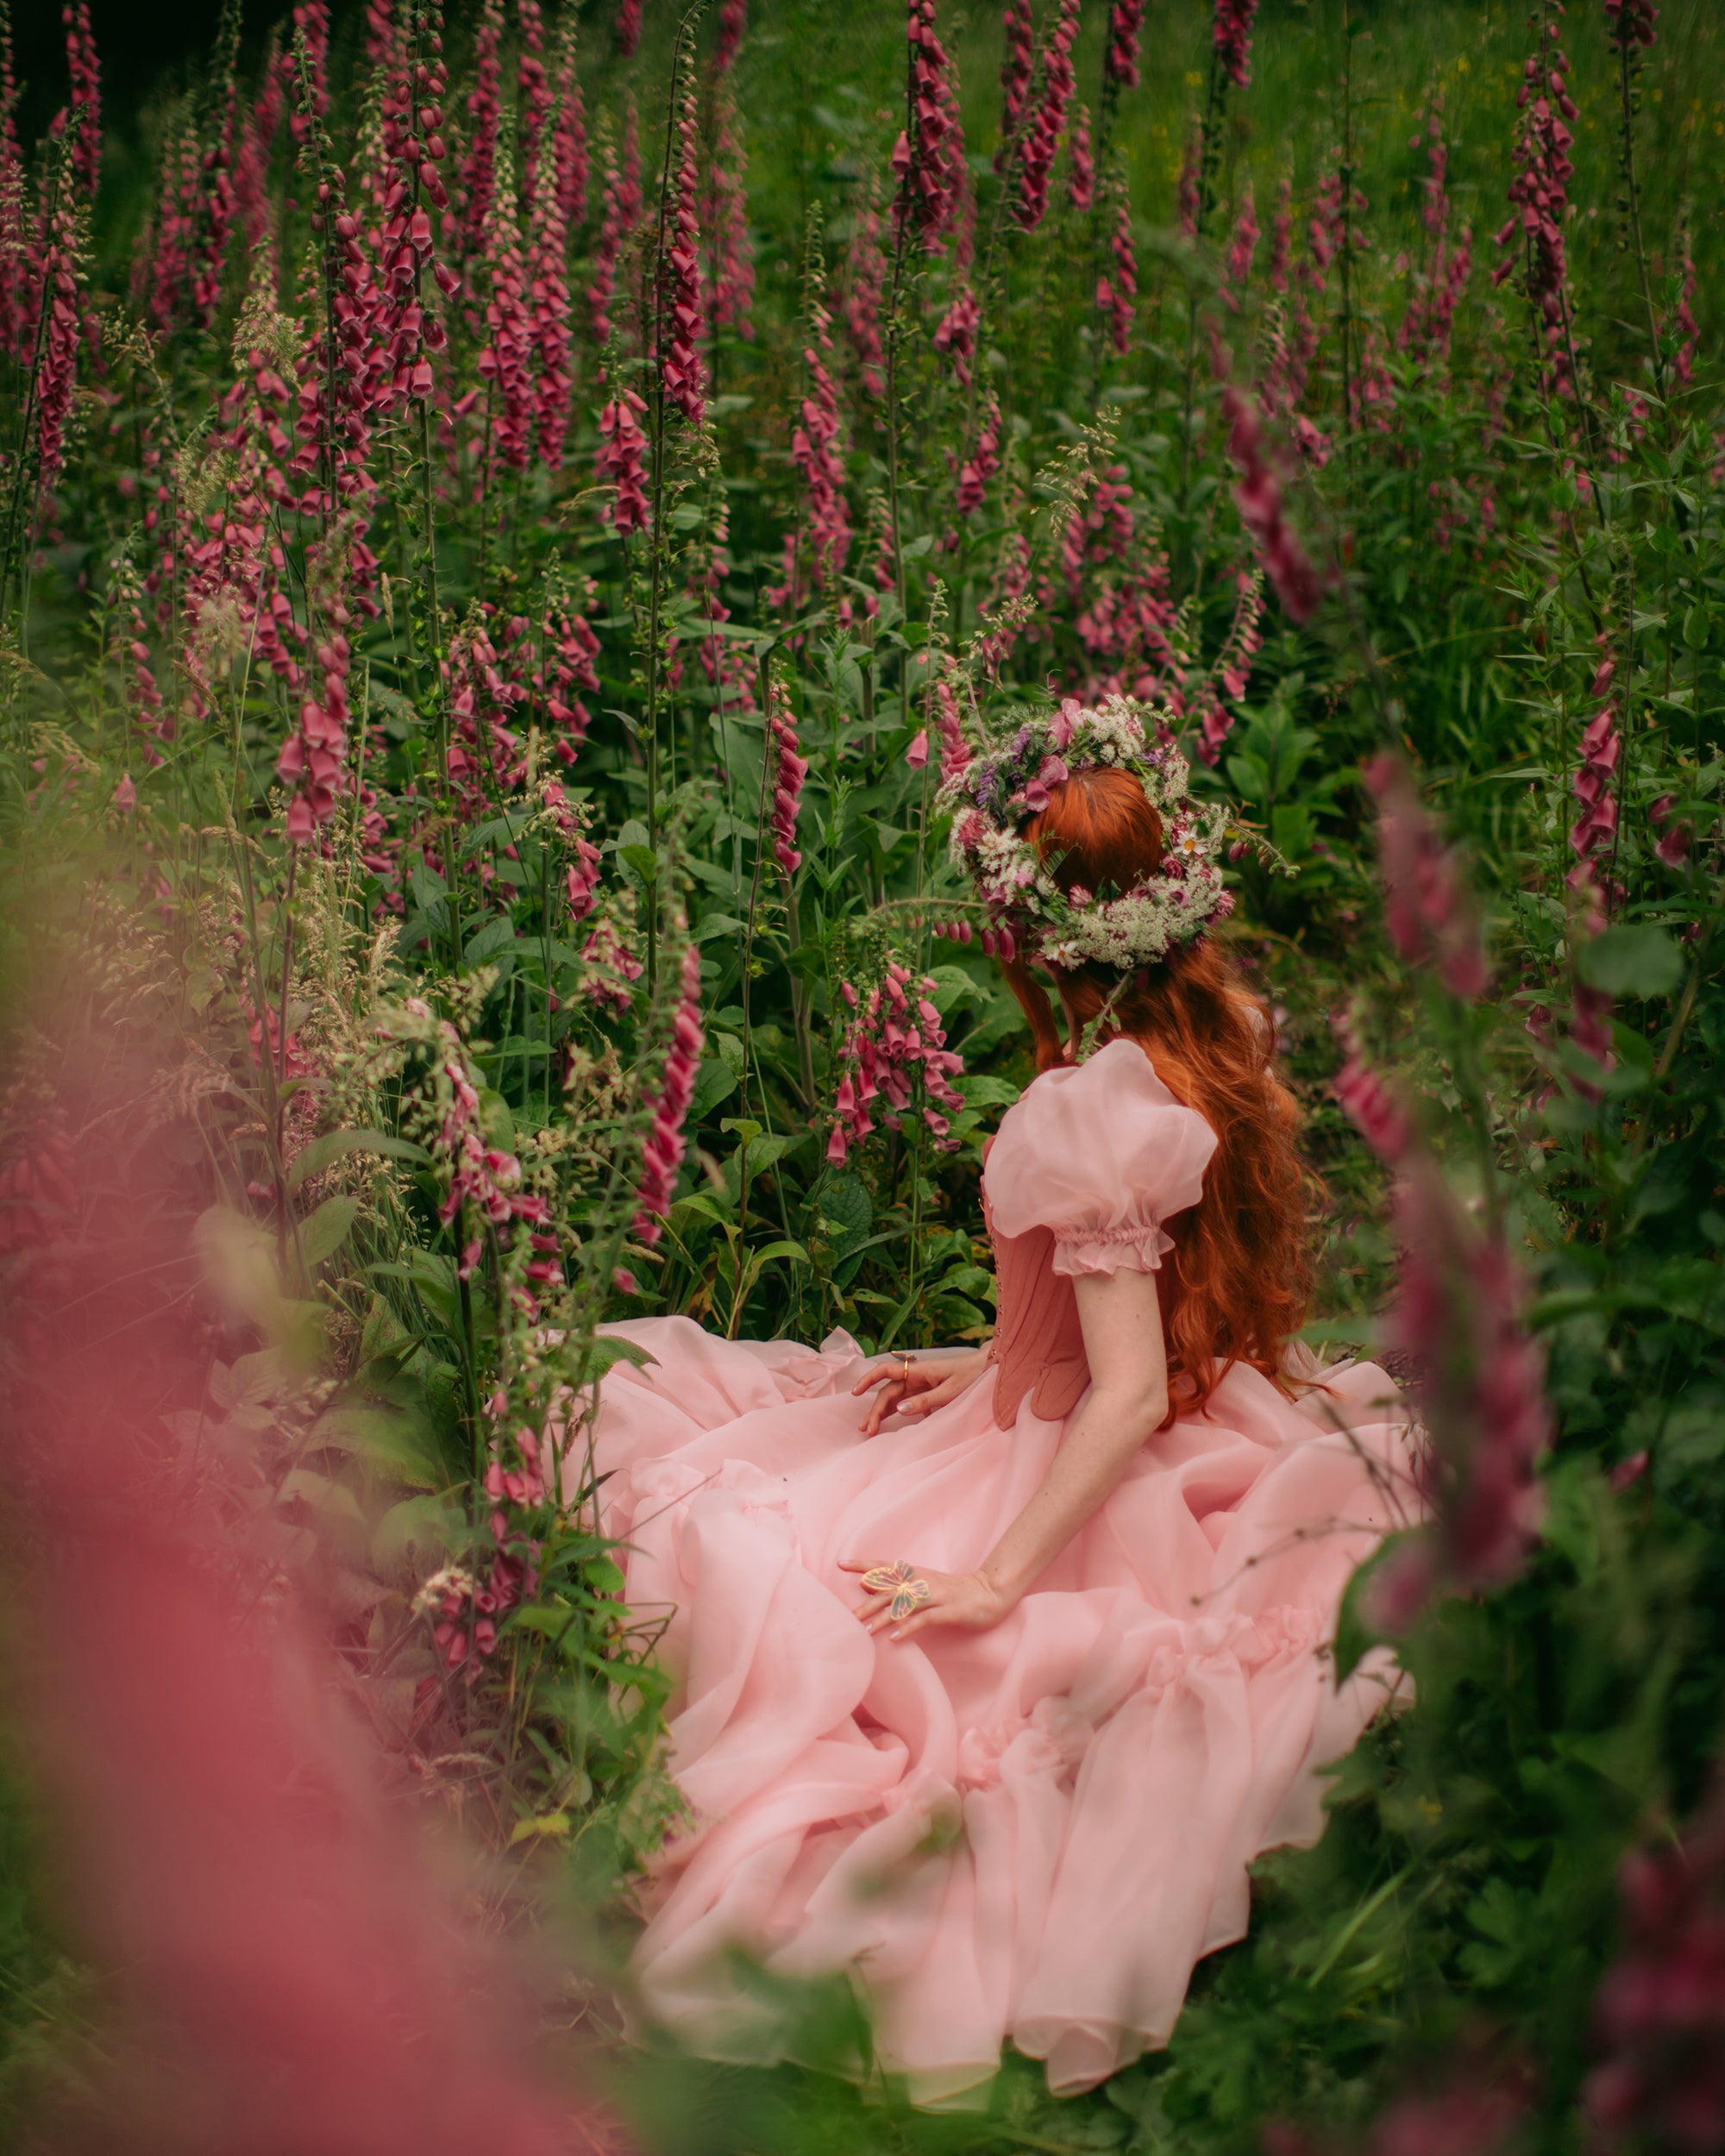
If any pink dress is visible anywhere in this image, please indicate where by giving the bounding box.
[580,1039,1414,2102]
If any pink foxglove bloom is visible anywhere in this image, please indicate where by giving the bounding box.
[581,918,643,1012]
[617,0,643,60]
[479,184,535,474]
[826,962,966,1164]
[893,0,964,255]
[1103,0,1144,89]
[1649,793,1690,870]
[543,780,602,918]
[843,180,886,393]
[905,729,930,770]
[716,0,747,71]
[1364,752,1490,999]
[551,28,588,231]
[998,0,1034,152]
[1219,367,1322,623]
[935,667,970,780]
[1096,189,1138,354]
[662,74,706,427]
[1568,705,1621,881]
[285,0,329,146]
[596,387,649,532]
[1668,226,1697,387]
[279,616,352,844]
[62,0,102,197]
[1013,0,1078,232]
[528,153,574,469]
[1222,179,1258,310]
[1331,1013,1412,1164]
[1586,1781,1725,2156]
[932,282,980,382]
[1195,571,1264,765]
[33,198,81,494]
[632,945,705,1244]
[1603,0,1659,48]
[587,102,640,345]
[1211,0,1260,91]
[1176,116,1201,241]
[514,0,552,222]
[1065,103,1095,212]
[456,0,503,275]
[957,395,1001,516]
[1491,22,1578,397]
[704,89,755,340]
[790,293,850,591]
[1393,1162,1552,1593]
[767,677,807,875]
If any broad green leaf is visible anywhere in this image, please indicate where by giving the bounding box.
[689,1057,738,1121]
[1578,924,1684,998]
[296,1193,358,1271]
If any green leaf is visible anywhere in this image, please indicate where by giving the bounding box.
[291,1194,359,1273]
[689,1057,738,1121]
[288,1127,433,1194]
[1578,924,1684,999]
[618,843,658,885]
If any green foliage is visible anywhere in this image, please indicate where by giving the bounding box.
[3,0,1725,2147]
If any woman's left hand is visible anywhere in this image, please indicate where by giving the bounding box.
[839,1557,1010,1643]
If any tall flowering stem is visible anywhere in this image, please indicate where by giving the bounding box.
[61,0,102,197]
[1333,1019,1552,1630]
[661,61,706,429]
[1102,0,1144,94]
[1217,358,1321,624]
[1491,5,1579,399]
[630,943,704,1247]
[766,674,806,878]
[1364,752,1490,1000]
[1013,0,1079,233]
[1211,0,1260,91]
[1607,0,1665,395]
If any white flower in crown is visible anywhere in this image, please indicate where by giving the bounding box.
[937,693,1238,970]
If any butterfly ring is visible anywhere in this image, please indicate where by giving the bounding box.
[860,1560,932,1622]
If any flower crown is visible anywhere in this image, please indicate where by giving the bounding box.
[936,693,1235,972]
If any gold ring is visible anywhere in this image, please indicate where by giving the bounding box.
[900,1353,912,1382]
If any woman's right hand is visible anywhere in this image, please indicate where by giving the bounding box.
[852,1347,990,1436]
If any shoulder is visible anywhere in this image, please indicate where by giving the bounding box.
[983,1038,1217,1243]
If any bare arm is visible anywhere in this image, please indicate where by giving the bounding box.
[844,1265,1170,1639]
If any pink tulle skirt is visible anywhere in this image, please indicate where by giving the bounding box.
[578,1319,1414,2102]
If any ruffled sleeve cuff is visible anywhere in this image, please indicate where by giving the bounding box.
[1050,1220,1175,1277]
[983,1037,1218,1260]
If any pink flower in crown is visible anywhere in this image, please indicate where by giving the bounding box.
[955,809,988,849]
[1047,698,1084,749]
[1037,753,1070,790]
[1019,780,1051,813]
[1067,884,1092,908]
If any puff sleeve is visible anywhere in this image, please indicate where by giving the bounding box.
[982,1037,1217,1277]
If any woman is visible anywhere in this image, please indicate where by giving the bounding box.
[577,696,1414,2103]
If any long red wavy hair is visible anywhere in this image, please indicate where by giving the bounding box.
[1000,767,1312,1418]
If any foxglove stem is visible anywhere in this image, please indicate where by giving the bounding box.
[630,943,704,1244]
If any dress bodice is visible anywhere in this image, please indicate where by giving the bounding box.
[980,1038,1219,1428]
[982,1175,1092,1428]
